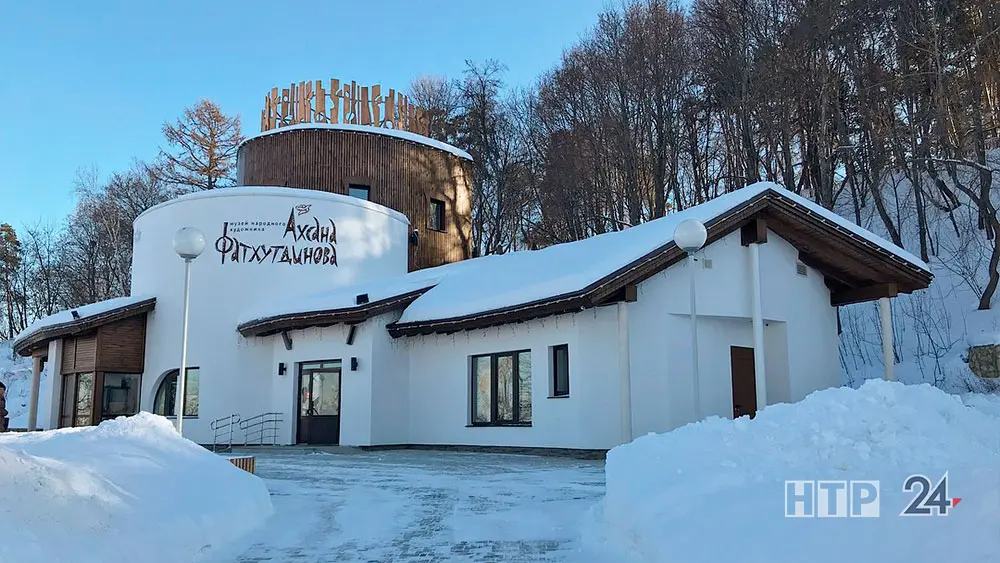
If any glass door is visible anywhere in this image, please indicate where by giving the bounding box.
[297,361,342,445]
[59,372,95,428]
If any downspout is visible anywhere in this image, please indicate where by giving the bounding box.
[617,302,633,444]
[749,243,768,412]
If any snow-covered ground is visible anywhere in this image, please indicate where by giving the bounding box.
[210,449,605,563]
[0,339,37,428]
[0,413,272,563]
[591,380,1000,562]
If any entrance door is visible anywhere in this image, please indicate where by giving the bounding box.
[730,346,757,419]
[297,361,342,445]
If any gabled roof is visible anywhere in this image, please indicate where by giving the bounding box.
[13,296,156,356]
[238,183,932,339]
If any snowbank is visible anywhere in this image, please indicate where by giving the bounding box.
[593,380,1000,563]
[0,413,272,563]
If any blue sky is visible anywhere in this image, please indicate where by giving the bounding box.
[0,0,609,232]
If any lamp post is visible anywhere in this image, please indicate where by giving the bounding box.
[674,219,707,420]
[172,227,205,436]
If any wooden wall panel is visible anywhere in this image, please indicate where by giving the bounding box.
[96,315,147,373]
[237,129,473,271]
[61,333,97,374]
[61,339,76,375]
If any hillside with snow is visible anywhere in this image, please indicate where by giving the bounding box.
[0,340,37,428]
[837,158,1000,393]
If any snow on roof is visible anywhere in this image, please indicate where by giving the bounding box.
[135,186,409,225]
[238,182,930,330]
[14,295,155,349]
[239,123,473,161]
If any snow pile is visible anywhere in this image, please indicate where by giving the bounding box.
[593,380,1000,563]
[0,340,36,428]
[0,413,272,563]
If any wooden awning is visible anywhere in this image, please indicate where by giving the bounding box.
[237,289,428,338]
[13,298,157,357]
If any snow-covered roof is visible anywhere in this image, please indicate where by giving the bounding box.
[239,182,932,338]
[135,186,409,225]
[239,123,473,161]
[13,295,156,356]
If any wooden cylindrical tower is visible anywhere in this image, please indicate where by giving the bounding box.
[237,125,474,271]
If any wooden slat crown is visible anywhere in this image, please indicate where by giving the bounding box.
[260,78,429,136]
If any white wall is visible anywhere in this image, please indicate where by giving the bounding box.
[131,187,409,444]
[628,230,840,436]
[405,307,622,450]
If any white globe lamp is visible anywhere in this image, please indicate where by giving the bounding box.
[674,219,707,253]
[173,227,206,261]
[674,218,707,421]
[172,226,205,436]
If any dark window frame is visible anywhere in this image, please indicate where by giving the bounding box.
[348,183,370,201]
[551,344,570,398]
[429,198,446,232]
[100,372,142,421]
[152,367,200,418]
[469,349,532,427]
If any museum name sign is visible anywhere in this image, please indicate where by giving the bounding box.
[214,204,338,266]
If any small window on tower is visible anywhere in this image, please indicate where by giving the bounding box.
[429,198,446,231]
[348,184,370,201]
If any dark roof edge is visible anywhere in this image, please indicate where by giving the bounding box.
[388,189,932,337]
[13,298,157,357]
[238,287,432,337]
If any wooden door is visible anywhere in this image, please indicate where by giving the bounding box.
[730,346,757,419]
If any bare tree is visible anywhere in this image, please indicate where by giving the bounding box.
[157,99,243,191]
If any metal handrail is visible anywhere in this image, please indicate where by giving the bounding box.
[210,413,241,452]
[239,412,283,446]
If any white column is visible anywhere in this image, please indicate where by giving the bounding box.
[27,355,42,431]
[749,243,767,412]
[879,297,894,381]
[689,254,701,420]
[617,302,633,444]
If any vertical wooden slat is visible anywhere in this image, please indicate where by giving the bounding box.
[360,86,371,125]
[330,79,340,125]
[371,84,381,125]
[315,80,326,123]
[384,89,395,128]
[280,88,290,126]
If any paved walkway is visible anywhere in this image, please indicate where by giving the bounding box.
[226,448,607,563]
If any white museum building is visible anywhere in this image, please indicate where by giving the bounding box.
[12,125,931,451]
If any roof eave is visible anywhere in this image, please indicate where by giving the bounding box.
[238,288,430,337]
[387,189,932,338]
[12,298,157,357]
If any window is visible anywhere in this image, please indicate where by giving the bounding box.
[59,372,94,428]
[101,373,141,420]
[153,367,200,417]
[551,344,569,397]
[470,351,531,425]
[429,198,445,231]
[348,184,370,200]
